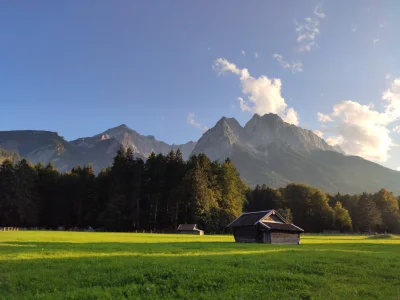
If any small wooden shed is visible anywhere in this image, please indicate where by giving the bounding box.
[177,224,204,235]
[227,210,303,244]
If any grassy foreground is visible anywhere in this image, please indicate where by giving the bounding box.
[0,232,399,299]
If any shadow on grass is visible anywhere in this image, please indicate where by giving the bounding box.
[0,240,399,259]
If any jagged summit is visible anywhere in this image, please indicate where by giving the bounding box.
[101,124,135,137]
[193,113,343,160]
[114,124,129,129]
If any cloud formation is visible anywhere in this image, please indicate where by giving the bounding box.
[213,58,299,125]
[295,4,326,52]
[254,52,260,59]
[273,54,303,73]
[373,39,379,45]
[393,126,400,133]
[317,112,333,123]
[313,3,326,19]
[313,130,324,138]
[241,50,246,56]
[317,78,400,162]
[188,113,208,131]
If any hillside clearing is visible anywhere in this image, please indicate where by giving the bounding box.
[0,232,399,299]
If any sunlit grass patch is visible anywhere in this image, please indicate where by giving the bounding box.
[0,231,399,299]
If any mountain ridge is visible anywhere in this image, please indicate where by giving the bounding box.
[1,114,399,194]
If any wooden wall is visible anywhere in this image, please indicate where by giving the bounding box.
[233,227,300,244]
[233,226,259,243]
[270,232,300,244]
[262,231,271,243]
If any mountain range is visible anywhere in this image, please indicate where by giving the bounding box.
[1,113,399,194]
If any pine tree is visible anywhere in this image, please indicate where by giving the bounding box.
[143,152,166,230]
[217,158,247,229]
[36,161,61,228]
[0,159,17,226]
[14,159,39,226]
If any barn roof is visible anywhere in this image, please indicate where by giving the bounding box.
[177,224,200,231]
[260,222,304,232]
[227,210,272,227]
[227,210,304,232]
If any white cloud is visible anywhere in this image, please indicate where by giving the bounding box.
[313,130,324,138]
[241,50,246,56]
[273,54,303,73]
[352,24,357,33]
[295,3,325,52]
[285,108,299,125]
[254,52,260,59]
[237,97,251,112]
[316,78,400,162]
[313,3,326,19]
[379,22,385,29]
[382,78,400,120]
[397,166,400,171]
[213,58,240,75]
[386,74,391,79]
[187,113,208,131]
[393,126,400,133]
[317,112,333,123]
[213,58,299,125]
[373,39,379,45]
[325,135,344,147]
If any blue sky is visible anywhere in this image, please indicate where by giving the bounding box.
[1,1,400,169]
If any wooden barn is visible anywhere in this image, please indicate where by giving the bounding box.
[177,224,204,235]
[227,210,303,244]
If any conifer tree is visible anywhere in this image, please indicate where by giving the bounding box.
[0,159,17,226]
[14,159,39,226]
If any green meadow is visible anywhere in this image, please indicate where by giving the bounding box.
[0,232,399,300]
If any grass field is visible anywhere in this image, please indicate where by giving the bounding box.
[0,232,399,300]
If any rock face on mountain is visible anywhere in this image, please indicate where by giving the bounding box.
[192,113,400,194]
[0,126,196,173]
[193,113,343,161]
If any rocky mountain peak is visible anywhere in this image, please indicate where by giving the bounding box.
[193,113,344,162]
[101,124,135,138]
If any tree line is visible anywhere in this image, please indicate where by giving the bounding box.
[0,146,399,233]
[246,184,400,233]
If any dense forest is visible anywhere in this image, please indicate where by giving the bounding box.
[0,146,399,233]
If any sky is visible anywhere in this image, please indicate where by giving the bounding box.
[1,1,400,170]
